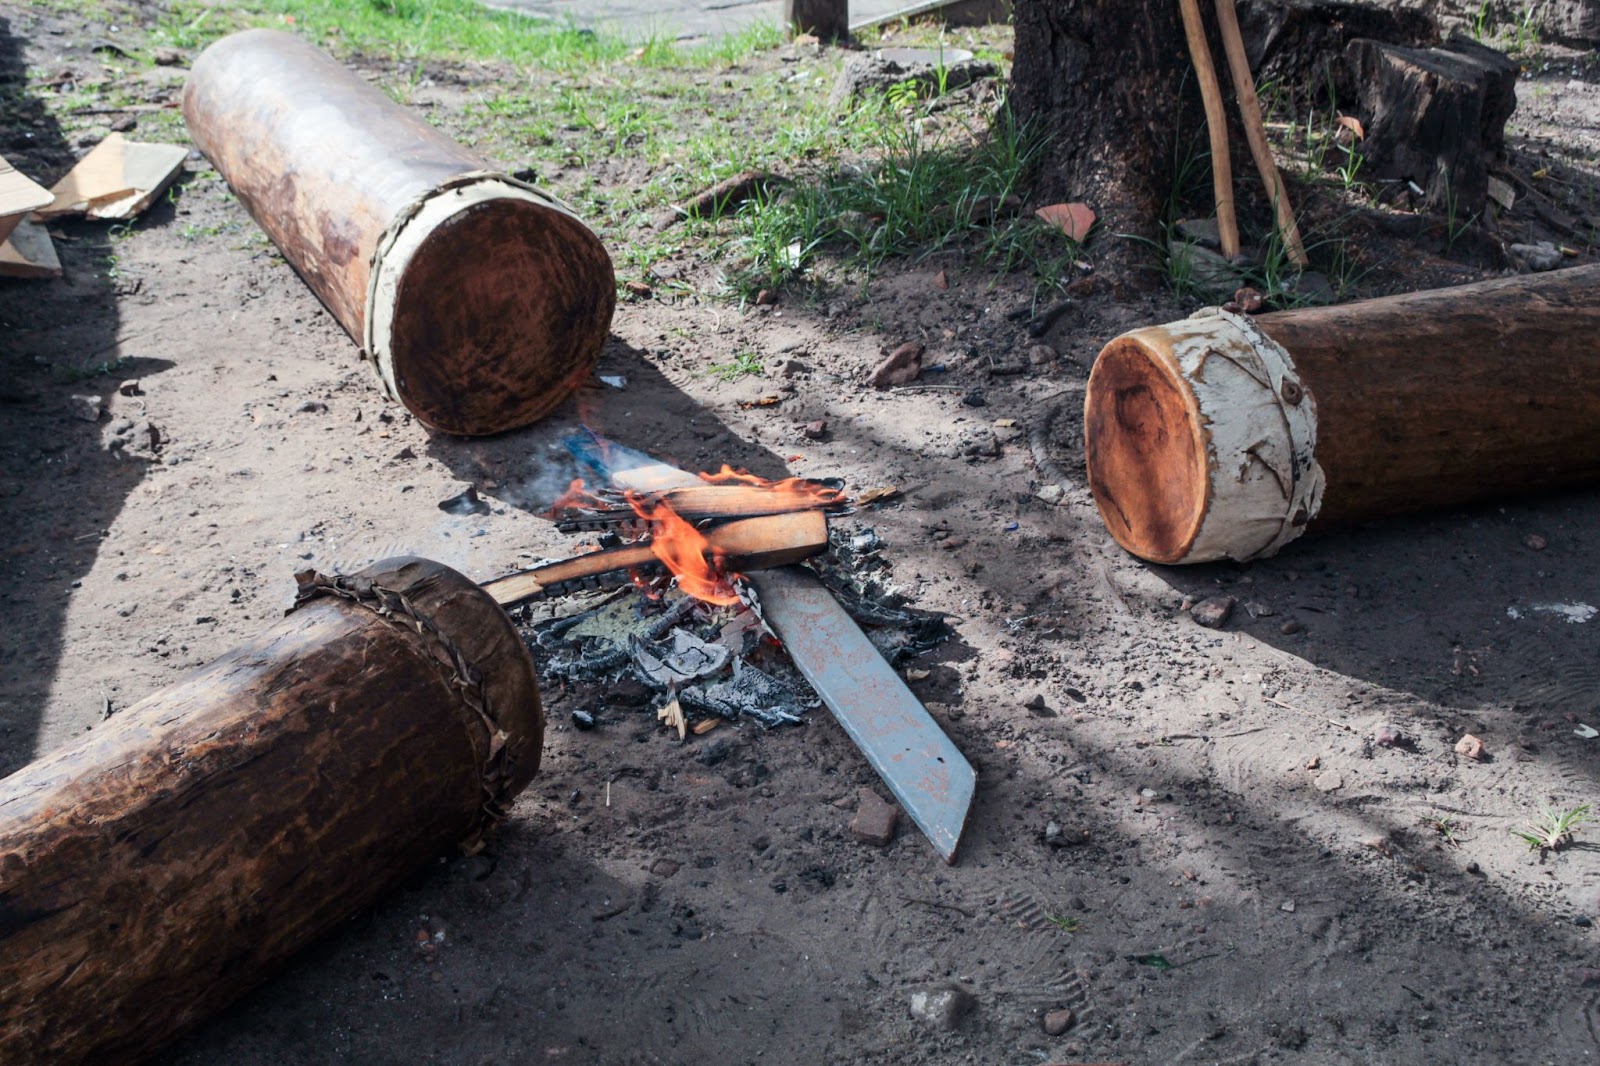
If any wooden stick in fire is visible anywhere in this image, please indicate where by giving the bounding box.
[1177,0,1240,259]
[1213,0,1308,268]
[482,510,830,608]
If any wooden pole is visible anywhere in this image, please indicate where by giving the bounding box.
[183,30,616,437]
[1213,0,1308,268]
[0,558,543,1064]
[1176,0,1239,259]
[1083,265,1600,564]
[786,0,849,40]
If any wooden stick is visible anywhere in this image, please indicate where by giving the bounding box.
[556,483,843,529]
[482,510,831,607]
[1177,0,1239,259]
[1213,0,1309,268]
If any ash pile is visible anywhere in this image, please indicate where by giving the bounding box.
[514,525,947,737]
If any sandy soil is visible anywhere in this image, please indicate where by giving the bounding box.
[5,6,1600,1065]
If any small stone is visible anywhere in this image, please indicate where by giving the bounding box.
[1043,1008,1075,1036]
[1454,734,1485,760]
[437,484,490,516]
[1576,916,1594,928]
[1026,343,1057,365]
[1175,217,1221,247]
[295,400,328,414]
[115,603,137,618]
[394,446,416,461]
[1280,900,1296,913]
[851,787,899,847]
[1043,821,1090,847]
[1280,618,1304,635]
[69,394,103,422]
[697,736,738,767]
[118,379,142,396]
[960,389,986,407]
[109,114,136,133]
[755,289,778,306]
[1314,771,1344,793]
[1223,286,1265,314]
[1036,484,1065,505]
[1374,723,1406,748]
[571,709,596,731]
[778,358,808,377]
[624,279,652,297]
[1190,596,1235,628]
[908,986,975,1030]
[802,419,827,440]
[1305,756,1320,770]
[1523,532,1548,551]
[1511,241,1562,272]
[649,858,681,878]
[1168,240,1243,298]
[153,47,185,66]
[1025,693,1046,711]
[868,342,923,388]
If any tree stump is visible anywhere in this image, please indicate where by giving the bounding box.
[1343,35,1518,214]
[1234,0,1438,96]
[786,0,848,40]
[1540,0,1600,45]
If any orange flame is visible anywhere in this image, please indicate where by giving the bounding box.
[625,491,742,606]
[697,464,844,507]
[547,478,609,517]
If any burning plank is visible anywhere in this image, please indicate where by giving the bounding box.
[554,481,848,532]
[482,510,829,608]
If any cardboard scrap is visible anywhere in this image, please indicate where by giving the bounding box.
[0,219,62,279]
[38,133,187,222]
[0,154,53,246]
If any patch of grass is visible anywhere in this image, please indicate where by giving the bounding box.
[719,96,1055,300]
[1043,912,1083,934]
[58,355,135,383]
[1512,804,1589,852]
[155,0,626,67]
[1420,814,1464,847]
[708,349,763,381]
[151,0,785,70]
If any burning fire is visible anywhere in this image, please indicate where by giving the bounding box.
[623,490,743,607]
[697,464,844,507]
[549,477,612,515]
[547,467,836,608]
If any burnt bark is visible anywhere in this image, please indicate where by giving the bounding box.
[1010,0,1200,257]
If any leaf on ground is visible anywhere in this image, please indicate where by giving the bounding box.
[1127,952,1173,970]
[1035,202,1095,243]
[1336,114,1365,140]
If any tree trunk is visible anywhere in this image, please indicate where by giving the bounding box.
[1009,1,1200,263]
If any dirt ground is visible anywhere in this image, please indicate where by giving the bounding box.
[7,4,1600,1064]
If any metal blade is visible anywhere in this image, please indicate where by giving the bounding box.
[753,565,975,863]
[563,432,977,863]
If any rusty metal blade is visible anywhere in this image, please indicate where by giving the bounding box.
[564,431,977,863]
[751,565,975,863]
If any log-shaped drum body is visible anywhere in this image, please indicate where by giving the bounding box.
[184,30,615,436]
[0,558,543,1064]
[1085,264,1600,563]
